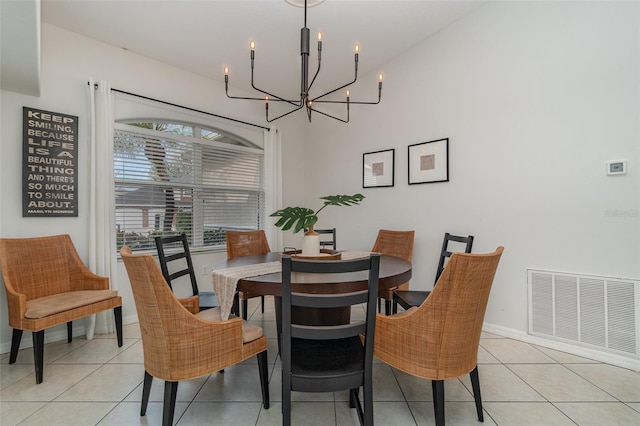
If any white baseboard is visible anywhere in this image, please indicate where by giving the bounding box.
[483,322,640,372]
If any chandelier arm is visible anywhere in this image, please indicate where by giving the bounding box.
[250,81,302,107]
[307,50,322,94]
[309,103,350,123]
[310,70,358,102]
[266,103,305,123]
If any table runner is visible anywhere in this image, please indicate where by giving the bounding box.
[211,251,374,320]
[212,261,281,320]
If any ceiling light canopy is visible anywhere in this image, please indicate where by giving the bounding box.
[223,0,383,123]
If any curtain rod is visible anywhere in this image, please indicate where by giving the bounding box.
[88,82,270,131]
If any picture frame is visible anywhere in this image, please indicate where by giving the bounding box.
[363,149,395,188]
[408,138,449,185]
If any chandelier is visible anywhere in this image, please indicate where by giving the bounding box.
[223,0,383,123]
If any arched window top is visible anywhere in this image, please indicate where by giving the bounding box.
[118,119,260,149]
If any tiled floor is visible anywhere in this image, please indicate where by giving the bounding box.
[1,297,639,425]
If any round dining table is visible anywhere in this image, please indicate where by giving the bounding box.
[214,251,412,297]
[213,252,412,341]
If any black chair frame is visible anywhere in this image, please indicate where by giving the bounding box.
[393,233,474,313]
[281,254,379,426]
[154,234,222,312]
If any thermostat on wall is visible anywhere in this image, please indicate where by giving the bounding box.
[606,160,626,175]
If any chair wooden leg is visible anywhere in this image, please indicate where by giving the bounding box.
[114,306,123,347]
[242,298,249,320]
[257,350,270,409]
[32,330,45,384]
[9,329,23,364]
[349,388,357,408]
[67,321,72,343]
[384,299,393,316]
[261,295,265,313]
[470,366,484,422]
[432,380,445,426]
[141,371,153,416]
[282,370,291,426]
[162,381,178,426]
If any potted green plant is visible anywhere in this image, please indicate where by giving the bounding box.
[270,193,365,255]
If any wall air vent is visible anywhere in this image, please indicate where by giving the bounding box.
[528,269,639,358]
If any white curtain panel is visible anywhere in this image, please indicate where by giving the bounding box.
[86,79,118,338]
[263,126,283,251]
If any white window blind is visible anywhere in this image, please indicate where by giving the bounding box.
[114,123,264,252]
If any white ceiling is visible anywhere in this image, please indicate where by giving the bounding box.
[28,1,486,99]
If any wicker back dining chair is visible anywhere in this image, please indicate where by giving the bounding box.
[375,247,504,426]
[393,233,474,313]
[154,234,218,313]
[371,229,414,315]
[281,254,380,426]
[226,230,270,319]
[120,246,269,426]
[0,234,123,384]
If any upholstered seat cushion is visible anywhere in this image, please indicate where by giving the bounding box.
[24,290,119,319]
[196,307,264,343]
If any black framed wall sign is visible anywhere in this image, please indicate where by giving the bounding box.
[22,107,79,217]
[408,138,449,185]
[363,148,395,188]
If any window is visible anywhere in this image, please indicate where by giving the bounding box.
[114,121,264,252]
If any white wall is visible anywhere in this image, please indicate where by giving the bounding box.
[304,1,639,335]
[0,23,305,350]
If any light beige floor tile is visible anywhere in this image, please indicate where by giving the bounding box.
[627,402,640,413]
[256,401,335,426]
[55,364,144,402]
[97,401,189,426]
[179,401,263,425]
[0,363,35,389]
[565,363,640,402]
[0,401,46,426]
[338,401,415,426]
[369,363,405,401]
[124,375,209,403]
[484,402,575,425]
[508,364,616,402]
[480,339,556,364]
[9,337,91,365]
[107,339,144,364]
[18,401,117,425]
[195,365,272,402]
[394,370,474,402]
[477,346,500,364]
[459,364,544,402]
[52,338,137,364]
[408,400,498,426]
[533,345,599,364]
[0,364,101,402]
[555,402,640,426]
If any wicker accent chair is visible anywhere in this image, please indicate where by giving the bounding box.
[281,254,380,426]
[0,234,123,384]
[154,234,218,314]
[393,233,474,313]
[371,229,414,315]
[120,246,269,426]
[226,230,270,320]
[374,247,504,426]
